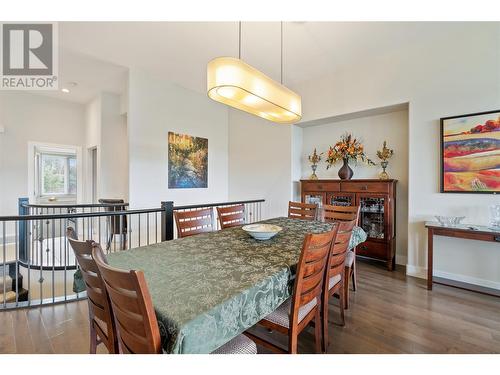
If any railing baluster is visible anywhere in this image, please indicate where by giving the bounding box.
[2,221,6,308]
[147,213,150,245]
[138,214,141,247]
[51,219,55,303]
[15,221,19,306]
[64,218,67,301]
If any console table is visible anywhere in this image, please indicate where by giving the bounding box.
[426,222,500,292]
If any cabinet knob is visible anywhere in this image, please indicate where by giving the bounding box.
[360,185,368,191]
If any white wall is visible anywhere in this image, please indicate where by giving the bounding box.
[300,110,409,265]
[228,109,293,219]
[293,23,500,287]
[100,93,128,200]
[127,68,229,208]
[85,92,128,202]
[0,92,86,216]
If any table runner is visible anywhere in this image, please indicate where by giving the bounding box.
[107,217,367,353]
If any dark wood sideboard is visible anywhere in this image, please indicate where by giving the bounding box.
[301,179,397,270]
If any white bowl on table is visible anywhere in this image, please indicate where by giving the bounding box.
[242,224,282,240]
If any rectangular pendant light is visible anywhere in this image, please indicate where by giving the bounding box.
[207,57,302,124]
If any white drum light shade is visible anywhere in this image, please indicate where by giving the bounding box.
[207,57,301,124]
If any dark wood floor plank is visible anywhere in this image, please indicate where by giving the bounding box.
[25,308,54,354]
[0,311,16,354]
[1,260,500,354]
[11,310,35,353]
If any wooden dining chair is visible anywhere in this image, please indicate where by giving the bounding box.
[216,204,245,229]
[174,208,215,238]
[323,204,360,309]
[66,227,118,354]
[245,226,338,354]
[322,219,356,351]
[288,201,318,221]
[91,243,257,354]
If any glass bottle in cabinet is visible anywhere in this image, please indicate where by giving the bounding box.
[328,193,355,207]
[358,196,385,239]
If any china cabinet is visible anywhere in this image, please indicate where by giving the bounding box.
[301,179,397,270]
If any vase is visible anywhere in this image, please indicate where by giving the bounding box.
[338,158,353,180]
[309,164,318,180]
[379,160,389,180]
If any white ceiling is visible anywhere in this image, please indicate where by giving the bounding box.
[33,22,491,104]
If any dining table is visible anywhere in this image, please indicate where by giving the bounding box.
[107,217,367,354]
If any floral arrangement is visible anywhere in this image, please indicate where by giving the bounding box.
[376,141,394,162]
[326,133,375,169]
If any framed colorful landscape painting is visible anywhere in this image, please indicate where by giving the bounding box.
[441,110,500,194]
[168,132,208,189]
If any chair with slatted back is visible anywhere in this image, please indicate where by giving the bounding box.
[92,243,257,354]
[174,208,215,238]
[288,201,318,221]
[216,204,245,229]
[245,225,338,354]
[66,227,118,354]
[322,219,356,351]
[323,204,360,309]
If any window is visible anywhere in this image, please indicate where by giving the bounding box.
[35,149,78,199]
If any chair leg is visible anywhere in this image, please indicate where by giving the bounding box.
[351,259,357,291]
[288,331,298,354]
[89,323,97,354]
[338,281,345,327]
[344,267,350,310]
[314,308,322,354]
[322,294,329,353]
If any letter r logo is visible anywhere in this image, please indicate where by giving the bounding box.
[2,24,53,75]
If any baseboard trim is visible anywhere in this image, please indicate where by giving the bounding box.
[433,270,500,291]
[406,264,426,279]
[395,254,407,266]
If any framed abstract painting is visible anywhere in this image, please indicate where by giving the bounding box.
[441,110,500,194]
[168,132,208,189]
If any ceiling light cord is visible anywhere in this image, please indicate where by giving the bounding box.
[238,21,242,60]
[281,21,283,85]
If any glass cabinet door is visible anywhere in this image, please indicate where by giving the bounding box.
[303,192,326,207]
[327,193,355,207]
[358,195,386,240]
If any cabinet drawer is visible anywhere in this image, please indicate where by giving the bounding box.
[302,182,340,192]
[341,181,389,193]
[356,241,388,260]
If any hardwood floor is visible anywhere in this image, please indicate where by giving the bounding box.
[1,260,500,354]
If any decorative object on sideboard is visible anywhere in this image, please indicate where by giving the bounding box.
[440,110,500,194]
[490,204,500,228]
[325,133,375,180]
[434,215,466,227]
[376,141,394,180]
[307,148,323,180]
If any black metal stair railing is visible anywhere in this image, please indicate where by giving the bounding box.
[0,198,265,310]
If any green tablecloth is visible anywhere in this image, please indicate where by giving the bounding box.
[107,217,367,354]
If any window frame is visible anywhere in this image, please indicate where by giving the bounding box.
[28,142,83,204]
[36,151,77,198]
